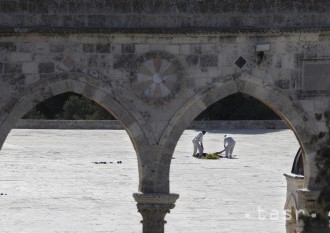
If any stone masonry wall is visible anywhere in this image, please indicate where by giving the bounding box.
[1,0,330,30]
[1,0,330,201]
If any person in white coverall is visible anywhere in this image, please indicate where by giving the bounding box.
[224,135,236,158]
[192,131,206,158]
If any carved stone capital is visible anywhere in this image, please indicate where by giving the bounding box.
[297,188,321,212]
[133,193,179,233]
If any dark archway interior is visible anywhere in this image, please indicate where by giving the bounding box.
[195,93,281,120]
[22,92,115,120]
[291,147,304,176]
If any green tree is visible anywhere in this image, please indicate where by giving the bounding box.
[196,93,280,120]
[22,108,47,119]
[23,92,115,120]
[61,95,114,120]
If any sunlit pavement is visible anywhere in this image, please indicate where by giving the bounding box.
[0,129,299,232]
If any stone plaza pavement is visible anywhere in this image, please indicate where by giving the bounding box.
[0,129,299,233]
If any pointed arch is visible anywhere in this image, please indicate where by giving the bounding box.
[0,76,147,187]
[158,73,318,188]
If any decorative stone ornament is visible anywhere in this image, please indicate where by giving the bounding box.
[130,51,182,105]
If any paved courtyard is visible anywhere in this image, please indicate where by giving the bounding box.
[0,129,299,232]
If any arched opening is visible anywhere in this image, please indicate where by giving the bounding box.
[195,93,280,120]
[0,80,145,231]
[166,91,305,232]
[291,147,304,176]
[22,92,115,120]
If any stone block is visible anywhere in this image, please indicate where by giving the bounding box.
[67,0,79,13]
[9,53,32,62]
[22,62,38,74]
[94,0,112,13]
[63,43,81,53]
[149,44,164,51]
[0,0,17,13]
[190,44,202,54]
[165,45,179,55]
[219,66,235,77]
[87,55,98,67]
[122,44,135,54]
[17,43,35,53]
[113,54,135,69]
[202,44,219,54]
[35,43,50,53]
[302,100,315,113]
[50,44,65,53]
[83,44,94,53]
[95,44,111,53]
[24,74,40,85]
[135,44,150,54]
[87,15,106,27]
[179,44,190,55]
[63,15,87,27]
[112,1,131,13]
[29,0,48,13]
[186,55,199,66]
[0,42,16,52]
[314,101,328,112]
[275,79,290,89]
[4,63,22,74]
[200,54,218,67]
[41,15,61,27]
[47,1,66,14]
[38,62,54,73]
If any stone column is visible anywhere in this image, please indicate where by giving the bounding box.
[284,173,305,233]
[296,189,329,232]
[133,193,179,233]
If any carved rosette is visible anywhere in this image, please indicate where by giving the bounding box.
[130,51,182,105]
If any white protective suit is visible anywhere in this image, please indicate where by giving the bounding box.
[224,136,236,158]
[192,132,204,157]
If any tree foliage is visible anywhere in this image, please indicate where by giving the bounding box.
[61,95,113,120]
[24,92,280,121]
[196,93,280,120]
[23,92,114,120]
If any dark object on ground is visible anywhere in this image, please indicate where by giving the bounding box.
[215,149,226,155]
[117,161,122,164]
[93,162,107,164]
[193,153,222,159]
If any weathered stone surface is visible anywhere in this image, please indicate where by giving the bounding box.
[4,63,22,74]
[38,62,55,73]
[200,54,218,67]
[122,44,135,54]
[1,3,330,232]
[95,43,111,53]
[0,42,16,52]
[2,0,330,30]
[82,44,94,53]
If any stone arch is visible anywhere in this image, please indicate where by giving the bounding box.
[158,73,318,189]
[0,76,146,185]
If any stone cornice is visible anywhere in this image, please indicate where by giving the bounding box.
[0,26,329,35]
[284,173,305,180]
